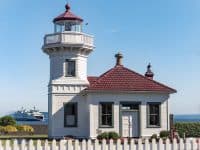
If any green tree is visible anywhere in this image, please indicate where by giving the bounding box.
[0,116,16,126]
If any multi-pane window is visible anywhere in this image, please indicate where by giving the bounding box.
[64,103,77,127]
[65,59,76,77]
[99,103,113,127]
[147,103,160,127]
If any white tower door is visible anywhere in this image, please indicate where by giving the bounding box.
[122,111,139,137]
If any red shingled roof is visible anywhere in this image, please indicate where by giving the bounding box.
[87,65,176,93]
[53,4,83,23]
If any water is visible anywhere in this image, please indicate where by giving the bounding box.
[17,112,48,125]
[174,114,200,122]
[16,113,200,125]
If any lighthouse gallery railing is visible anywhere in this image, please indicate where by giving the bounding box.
[44,31,94,47]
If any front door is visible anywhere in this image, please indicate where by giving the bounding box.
[122,111,139,137]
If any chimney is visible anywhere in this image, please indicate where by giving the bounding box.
[115,52,123,66]
[145,63,154,79]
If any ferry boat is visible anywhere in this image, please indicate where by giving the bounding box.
[12,107,44,121]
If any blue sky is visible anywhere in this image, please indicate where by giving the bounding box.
[0,0,200,115]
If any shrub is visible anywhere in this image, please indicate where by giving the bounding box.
[3,125,17,133]
[159,130,170,138]
[0,116,16,126]
[174,122,200,138]
[97,132,120,140]
[151,134,158,139]
[15,125,24,132]
[16,125,34,133]
[108,132,120,140]
[97,132,109,140]
[0,126,4,133]
[22,125,34,133]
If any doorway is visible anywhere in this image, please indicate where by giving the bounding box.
[121,103,140,137]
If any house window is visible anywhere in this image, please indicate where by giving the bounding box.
[147,103,160,127]
[64,103,77,127]
[99,103,113,127]
[65,59,76,77]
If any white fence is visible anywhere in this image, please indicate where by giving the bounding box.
[0,138,200,150]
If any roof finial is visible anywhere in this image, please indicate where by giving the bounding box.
[145,63,154,79]
[65,3,71,12]
[147,63,151,70]
[115,52,123,66]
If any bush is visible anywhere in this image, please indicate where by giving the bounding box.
[97,132,109,140]
[159,130,170,138]
[3,125,17,133]
[0,126,4,133]
[15,125,23,132]
[22,125,34,133]
[108,132,120,140]
[0,116,16,126]
[16,125,34,133]
[97,132,120,140]
[174,122,200,138]
[151,134,158,139]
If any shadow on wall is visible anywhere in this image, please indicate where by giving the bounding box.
[51,92,89,138]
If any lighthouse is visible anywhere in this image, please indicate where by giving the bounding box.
[42,3,94,138]
[42,3,176,139]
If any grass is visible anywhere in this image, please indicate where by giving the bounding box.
[0,134,48,139]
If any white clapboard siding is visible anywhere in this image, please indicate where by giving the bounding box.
[0,138,199,150]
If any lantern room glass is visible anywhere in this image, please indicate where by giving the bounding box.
[54,21,82,33]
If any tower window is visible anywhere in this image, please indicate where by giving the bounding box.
[64,102,78,127]
[65,59,76,77]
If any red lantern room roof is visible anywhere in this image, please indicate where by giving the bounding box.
[53,3,83,23]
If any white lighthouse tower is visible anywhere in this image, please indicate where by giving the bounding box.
[42,3,94,138]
